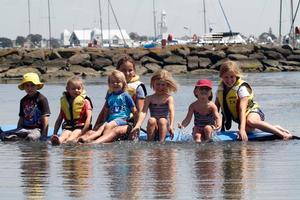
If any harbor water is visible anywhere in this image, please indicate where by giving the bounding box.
[0,72,300,199]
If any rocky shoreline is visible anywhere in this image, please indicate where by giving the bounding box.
[1,44,300,81]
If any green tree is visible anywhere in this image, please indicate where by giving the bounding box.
[0,37,13,48]
[16,36,26,47]
[27,34,42,47]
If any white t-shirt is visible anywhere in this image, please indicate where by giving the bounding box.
[238,86,250,98]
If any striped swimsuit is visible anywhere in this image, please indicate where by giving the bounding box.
[149,103,169,119]
[194,111,215,128]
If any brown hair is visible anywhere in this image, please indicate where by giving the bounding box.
[219,60,243,78]
[116,55,136,71]
[150,69,178,93]
[108,70,128,91]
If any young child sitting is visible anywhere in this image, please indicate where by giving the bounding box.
[131,69,178,142]
[215,60,292,141]
[50,76,93,145]
[178,79,221,142]
[0,72,50,141]
[82,70,138,144]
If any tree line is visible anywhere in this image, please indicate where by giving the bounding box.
[0,34,60,48]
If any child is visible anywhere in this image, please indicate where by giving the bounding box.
[84,70,138,144]
[50,76,92,145]
[131,69,177,142]
[0,72,50,141]
[116,55,147,112]
[178,79,221,142]
[79,55,146,143]
[215,60,293,141]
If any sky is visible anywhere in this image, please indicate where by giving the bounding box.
[0,0,299,40]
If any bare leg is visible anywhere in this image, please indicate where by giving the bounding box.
[58,130,72,144]
[147,117,157,141]
[158,118,168,142]
[80,123,106,143]
[66,129,82,143]
[247,113,292,140]
[192,126,203,142]
[92,121,120,144]
[203,125,214,140]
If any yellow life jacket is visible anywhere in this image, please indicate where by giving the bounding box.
[60,91,90,128]
[127,75,147,101]
[217,78,259,124]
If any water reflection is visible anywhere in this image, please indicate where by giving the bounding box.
[19,143,49,199]
[146,148,176,199]
[221,144,258,200]
[62,146,93,198]
[193,146,221,199]
[100,147,145,199]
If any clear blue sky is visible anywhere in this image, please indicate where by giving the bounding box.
[0,0,299,39]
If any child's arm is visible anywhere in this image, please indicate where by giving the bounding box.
[40,115,49,140]
[168,96,175,137]
[53,111,63,135]
[178,104,194,129]
[238,96,249,141]
[215,97,220,111]
[131,97,150,133]
[211,103,222,130]
[131,106,138,125]
[136,98,145,113]
[81,107,92,135]
[17,117,24,128]
[93,104,108,130]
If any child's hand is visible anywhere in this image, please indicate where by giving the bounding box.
[177,123,184,129]
[169,127,175,139]
[131,126,140,137]
[238,130,248,141]
[212,125,220,131]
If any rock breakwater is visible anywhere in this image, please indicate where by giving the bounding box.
[0,44,299,81]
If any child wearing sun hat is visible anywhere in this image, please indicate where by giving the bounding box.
[0,72,51,141]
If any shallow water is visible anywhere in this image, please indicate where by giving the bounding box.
[1,72,300,199]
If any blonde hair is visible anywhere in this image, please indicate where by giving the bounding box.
[66,76,84,90]
[108,70,128,91]
[219,60,243,78]
[150,69,178,93]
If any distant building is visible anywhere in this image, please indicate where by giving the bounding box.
[61,29,71,46]
[61,28,132,47]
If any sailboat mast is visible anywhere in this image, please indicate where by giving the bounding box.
[203,0,207,34]
[108,0,111,47]
[27,0,31,35]
[288,0,300,41]
[153,0,157,39]
[98,0,104,47]
[47,0,52,48]
[218,0,232,33]
[291,0,295,46]
[279,0,282,44]
[108,0,127,47]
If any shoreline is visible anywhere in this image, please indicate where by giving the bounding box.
[0,44,300,81]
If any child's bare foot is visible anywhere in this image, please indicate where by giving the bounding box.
[51,135,60,145]
[275,125,292,140]
[275,125,291,134]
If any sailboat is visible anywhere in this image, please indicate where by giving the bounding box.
[197,0,246,45]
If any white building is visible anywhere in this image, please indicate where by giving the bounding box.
[60,29,71,46]
[62,28,132,47]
